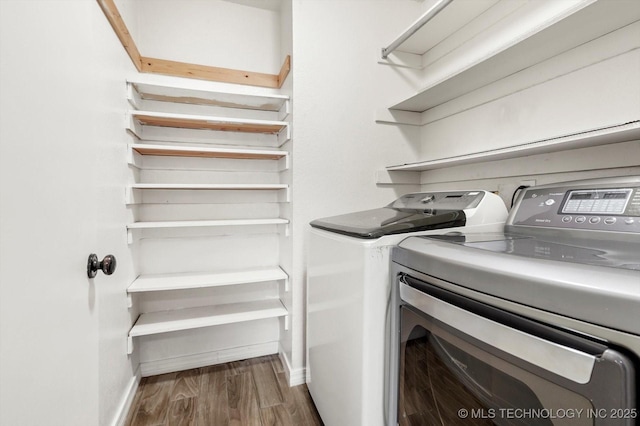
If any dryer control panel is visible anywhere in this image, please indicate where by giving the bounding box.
[509,178,640,233]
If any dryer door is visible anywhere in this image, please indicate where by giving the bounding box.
[395,275,637,426]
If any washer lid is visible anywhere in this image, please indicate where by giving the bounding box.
[309,190,490,239]
[310,208,465,239]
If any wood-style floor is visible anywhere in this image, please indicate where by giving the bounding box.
[125,354,324,426]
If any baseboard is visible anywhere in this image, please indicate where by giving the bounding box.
[111,366,141,426]
[139,341,279,377]
[278,345,306,386]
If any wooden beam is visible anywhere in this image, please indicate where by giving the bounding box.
[140,57,282,89]
[277,55,291,88]
[96,1,292,88]
[96,0,142,71]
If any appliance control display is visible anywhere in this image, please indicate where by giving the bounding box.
[510,181,640,233]
[561,188,632,215]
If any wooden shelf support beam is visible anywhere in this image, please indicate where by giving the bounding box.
[96,0,291,88]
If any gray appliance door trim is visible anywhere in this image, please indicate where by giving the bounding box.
[393,238,640,335]
[400,283,596,384]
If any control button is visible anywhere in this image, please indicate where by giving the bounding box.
[561,216,572,223]
[625,219,635,225]
[575,216,586,223]
[589,217,601,224]
[604,217,616,225]
[544,199,556,206]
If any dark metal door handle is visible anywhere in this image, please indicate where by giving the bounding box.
[87,254,117,278]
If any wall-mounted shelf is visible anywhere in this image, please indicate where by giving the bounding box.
[128,111,291,147]
[129,111,288,134]
[386,121,640,172]
[127,143,290,172]
[126,266,289,307]
[389,0,640,112]
[127,80,290,117]
[125,183,290,204]
[129,143,287,160]
[129,267,288,294]
[127,299,288,354]
[126,218,290,244]
[129,183,288,190]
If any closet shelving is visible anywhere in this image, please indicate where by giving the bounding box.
[386,121,640,172]
[127,80,291,147]
[129,143,289,161]
[129,110,288,134]
[125,79,291,359]
[127,299,288,354]
[380,0,640,177]
[126,218,290,244]
[386,0,640,112]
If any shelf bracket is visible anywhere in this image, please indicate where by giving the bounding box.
[284,314,290,331]
[277,125,291,147]
[278,100,291,121]
[284,275,290,293]
[278,187,291,203]
[126,82,142,110]
[125,187,142,205]
[127,335,134,355]
[127,293,133,309]
[126,112,143,139]
[127,228,141,245]
[127,145,143,169]
[381,0,453,59]
[278,153,290,172]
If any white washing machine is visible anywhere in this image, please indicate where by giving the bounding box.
[306,190,508,426]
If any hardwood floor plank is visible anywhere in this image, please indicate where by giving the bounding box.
[126,355,323,426]
[251,359,284,408]
[290,385,324,426]
[259,404,294,426]
[269,355,285,374]
[129,372,177,426]
[227,371,262,426]
[197,365,230,426]
[124,381,144,426]
[226,357,265,377]
[275,372,323,426]
[171,369,201,401]
[168,397,197,426]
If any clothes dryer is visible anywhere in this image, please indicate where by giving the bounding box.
[389,177,640,426]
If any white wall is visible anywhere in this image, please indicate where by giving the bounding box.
[133,0,283,74]
[0,1,137,425]
[288,0,424,375]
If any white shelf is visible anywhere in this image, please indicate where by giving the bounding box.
[127,218,289,230]
[129,143,287,160]
[129,183,288,190]
[125,183,290,204]
[386,121,640,172]
[126,218,290,244]
[390,0,640,112]
[127,80,290,112]
[127,299,288,354]
[129,110,288,134]
[128,267,288,294]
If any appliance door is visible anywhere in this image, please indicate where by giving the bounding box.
[396,275,637,426]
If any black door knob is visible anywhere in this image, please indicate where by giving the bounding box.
[87,254,117,278]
